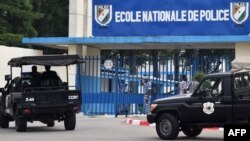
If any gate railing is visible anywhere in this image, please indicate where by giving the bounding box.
[78,55,234,115]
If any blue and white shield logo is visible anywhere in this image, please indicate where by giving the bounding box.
[230,2,249,24]
[94,5,112,26]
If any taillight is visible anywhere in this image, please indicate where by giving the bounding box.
[73,105,81,112]
[22,108,32,114]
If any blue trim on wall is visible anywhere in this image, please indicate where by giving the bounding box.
[23,35,250,45]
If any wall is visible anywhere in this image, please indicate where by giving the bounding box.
[235,43,250,58]
[0,45,43,87]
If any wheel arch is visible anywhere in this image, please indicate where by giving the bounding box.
[156,109,181,121]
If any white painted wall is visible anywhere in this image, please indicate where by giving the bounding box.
[0,45,70,88]
[235,43,250,58]
[0,45,43,87]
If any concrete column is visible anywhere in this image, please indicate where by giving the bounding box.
[68,0,84,87]
[68,0,92,37]
[85,0,93,37]
[69,0,84,37]
[86,47,101,76]
[68,0,100,93]
[235,43,250,58]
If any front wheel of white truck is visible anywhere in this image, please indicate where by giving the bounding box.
[156,113,179,140]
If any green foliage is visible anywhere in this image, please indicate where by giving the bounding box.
[0,0,68,52]
[0,0,43,46]
[32,0,69,36]
[194,71,205,82]
[0,0,43,36]
[0,33,23,46]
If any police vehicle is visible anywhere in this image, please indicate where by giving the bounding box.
[0,55,82,132]
[147,59,250,139]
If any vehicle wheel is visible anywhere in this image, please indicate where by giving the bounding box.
[156,114,179,140]
[0,111,9,128]
[47,121,55,127]
[15,117,27,132]
[182,125,203,137]
[64,113,76,130]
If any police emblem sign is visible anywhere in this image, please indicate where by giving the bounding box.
[231,2,249,24]
[93,0,250,36]
[94,5,112,26]
[203,102,215,115]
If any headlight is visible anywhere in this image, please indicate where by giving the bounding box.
[150,104,157,112]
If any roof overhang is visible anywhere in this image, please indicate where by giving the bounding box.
[22,35,250,50]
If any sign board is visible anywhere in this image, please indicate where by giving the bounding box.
[104,59,113,69]
[93,0,250,36]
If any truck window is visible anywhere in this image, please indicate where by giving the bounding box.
[21,77,32,92]
[197,77,223,97]
[234,73,249,89]
[234,73,250,100]
[7,77,20,93]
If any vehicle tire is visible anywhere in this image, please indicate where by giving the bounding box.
[0,111,9,128]
[64,113,76,130]
[156,113,179,140]
[47,121,55,127]
[15,117,27,132]
[182,125,203,137]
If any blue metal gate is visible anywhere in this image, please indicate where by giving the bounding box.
[78,55,234,115]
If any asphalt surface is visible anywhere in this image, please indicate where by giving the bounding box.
[0,114,223,141]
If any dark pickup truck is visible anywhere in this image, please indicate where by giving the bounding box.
[0,55,82,132]
[147,70,250,139]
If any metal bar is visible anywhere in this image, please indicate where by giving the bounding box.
[66,65,69,86]
[21,66,23,92]
[10,66,12,80]
[84,56,88,115]
[162,57,165,96]
[114,58,119,116]
[88,56,93,115]
[92,56,96,115]
[94,56,98,115]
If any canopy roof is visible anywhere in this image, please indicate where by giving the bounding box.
[8,55,81,67]
[231,57,250,72]
[22,36,242,50]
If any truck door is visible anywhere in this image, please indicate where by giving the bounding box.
[187,76,232,123]
[232,72,250,122]
[5,77,21,115]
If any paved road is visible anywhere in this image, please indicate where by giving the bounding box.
[0,114,223,141]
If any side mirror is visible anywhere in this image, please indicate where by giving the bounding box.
[5,75,11,81]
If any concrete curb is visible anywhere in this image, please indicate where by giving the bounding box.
[125,118,224,131]
[126,118,155,126]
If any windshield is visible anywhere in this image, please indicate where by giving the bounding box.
[195,77,223,97]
